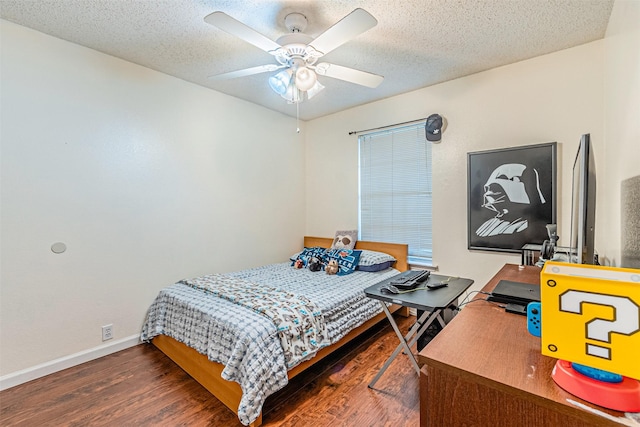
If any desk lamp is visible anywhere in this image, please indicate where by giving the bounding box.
[528,261,640,412]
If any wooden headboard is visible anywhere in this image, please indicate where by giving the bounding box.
[303,236,409,272]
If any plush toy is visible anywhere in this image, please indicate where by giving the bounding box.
[308,256,323,272]
[293,258,305,269]
[332,234,353,249]
[325,259,339,275]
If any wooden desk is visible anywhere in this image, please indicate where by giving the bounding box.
[418,264,626,427]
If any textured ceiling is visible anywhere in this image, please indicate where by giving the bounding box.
[0,0,614,121]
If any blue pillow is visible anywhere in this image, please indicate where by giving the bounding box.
[290,246,328,266]
[357,250,397,272]
[324,248,362,276]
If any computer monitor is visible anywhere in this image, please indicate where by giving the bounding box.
[569,134,597,264]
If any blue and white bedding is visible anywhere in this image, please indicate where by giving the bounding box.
[180,273,330,369]
[141,262,398,426]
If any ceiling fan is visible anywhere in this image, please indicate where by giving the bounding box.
[204,8,384,104]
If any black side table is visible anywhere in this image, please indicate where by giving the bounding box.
[364,273,474,388]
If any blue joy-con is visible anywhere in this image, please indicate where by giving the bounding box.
[571,363,624,383]
[527,302,542,337]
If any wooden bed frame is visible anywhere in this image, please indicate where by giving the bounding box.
[152,236,409,426]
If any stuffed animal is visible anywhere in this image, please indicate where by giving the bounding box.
[308,256,323,272]
[293,258,305,269]
[332,234,353,249]
[325,259,339,275]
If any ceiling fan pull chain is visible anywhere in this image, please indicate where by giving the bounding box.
[296,102,300,133]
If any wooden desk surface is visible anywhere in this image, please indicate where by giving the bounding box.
[418,263,626,426]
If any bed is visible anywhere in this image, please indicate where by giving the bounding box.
[141,236,408,426]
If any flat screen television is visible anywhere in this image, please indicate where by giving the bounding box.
[569,134,597,264]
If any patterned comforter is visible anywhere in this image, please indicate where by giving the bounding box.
[141,262,398,426]
[180,273,330,369]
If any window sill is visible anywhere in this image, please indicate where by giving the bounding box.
[408,261,438,271]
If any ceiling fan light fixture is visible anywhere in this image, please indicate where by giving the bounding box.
[306,80,325,99]
[268,69,292,95]
[281,83,302,104]
[294,66,317,91]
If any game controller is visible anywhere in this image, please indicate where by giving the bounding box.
[527,302,541,337]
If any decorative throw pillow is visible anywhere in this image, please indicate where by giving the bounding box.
[331,230,358,250]
[357,250,397,272]
[290,246,328,266]
[324,248,362,276]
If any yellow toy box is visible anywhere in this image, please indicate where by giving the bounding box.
[540,261,640,380]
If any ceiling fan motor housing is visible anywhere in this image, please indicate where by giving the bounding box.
[274,34,318,67]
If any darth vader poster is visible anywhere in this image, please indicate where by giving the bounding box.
[467,142,557,252]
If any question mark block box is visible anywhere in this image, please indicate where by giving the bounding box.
[540,261,640,380]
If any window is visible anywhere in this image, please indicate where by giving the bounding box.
[358,123,432,265]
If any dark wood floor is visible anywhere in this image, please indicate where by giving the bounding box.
[0,314,420,426]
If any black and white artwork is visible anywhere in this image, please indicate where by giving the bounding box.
[467,142,557,252]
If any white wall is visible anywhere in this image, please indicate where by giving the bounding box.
[3,0,638,386]
[601,0,640,266]
[0,20,305,377]
[306,41,605,290]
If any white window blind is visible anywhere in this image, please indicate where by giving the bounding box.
[358,123,433,265]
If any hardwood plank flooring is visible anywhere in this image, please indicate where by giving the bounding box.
[0,314,420,426]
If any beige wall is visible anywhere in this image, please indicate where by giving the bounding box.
[306,41,605,291]
[0,20,304,376]
[601,0,640,266]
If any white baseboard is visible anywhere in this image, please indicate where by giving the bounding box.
[0,334,141,391]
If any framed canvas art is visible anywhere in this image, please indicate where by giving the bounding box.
[467,142,557,252]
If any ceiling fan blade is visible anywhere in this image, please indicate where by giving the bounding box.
[208,64,285,80]
[204,11,281,53]
[315,63,383,88]
[309,8,377,56]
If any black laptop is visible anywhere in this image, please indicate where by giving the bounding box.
[487,280,540,305]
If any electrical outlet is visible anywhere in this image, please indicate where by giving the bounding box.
[102,324,113,341]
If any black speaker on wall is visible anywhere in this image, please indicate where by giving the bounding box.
[622,175,640,268]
